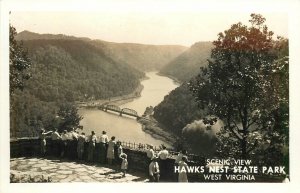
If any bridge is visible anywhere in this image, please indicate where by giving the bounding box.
[99,104,140,119]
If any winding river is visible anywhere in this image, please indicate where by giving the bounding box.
[79,72,178,147]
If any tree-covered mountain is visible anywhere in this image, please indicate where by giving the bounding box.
[11,31,146,137]
[21,39,144,101]
[160,41,213,82]
[17,31,187,71]
[153,83,206,136]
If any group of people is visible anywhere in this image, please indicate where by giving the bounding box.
[40,128,189,181]
[40,128,128,177]
[145,144,189,182]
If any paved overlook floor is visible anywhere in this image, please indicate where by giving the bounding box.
[10,157,148,182]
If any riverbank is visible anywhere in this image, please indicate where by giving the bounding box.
[138,115,179,147]
[77,80,146,108]
[156,72,182,85]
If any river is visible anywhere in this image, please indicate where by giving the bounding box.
[78,72,179,147]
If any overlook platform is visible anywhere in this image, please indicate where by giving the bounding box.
[11,157,148,182]
[10,138,284,183]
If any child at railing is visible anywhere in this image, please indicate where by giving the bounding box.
[120,153,128,177]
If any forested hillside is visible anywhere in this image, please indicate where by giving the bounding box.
[11,33,144,137]
[160,42,213,82]
[22,39,144,101]
[17,31,187,71]
[153,84,206,135]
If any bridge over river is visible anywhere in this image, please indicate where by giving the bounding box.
[100,104,139,118]
[85,102,141,119]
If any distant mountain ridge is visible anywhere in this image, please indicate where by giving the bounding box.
[16,30,187,71]
[91,40,187,71]
[16,30,91,41]
[160,41,214,82]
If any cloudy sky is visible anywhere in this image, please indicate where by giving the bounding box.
[10,10,288,46]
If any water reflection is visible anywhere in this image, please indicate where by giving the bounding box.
[79,72,179,147]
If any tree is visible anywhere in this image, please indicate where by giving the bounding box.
[9,25,31,94]
[10,25,32,138]
[189,14,287,160]
[256,38,289,167]
[57,102,83,132]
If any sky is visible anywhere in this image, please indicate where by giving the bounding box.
[9,11,288,47]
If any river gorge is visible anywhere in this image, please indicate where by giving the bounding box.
[78,72,179,147]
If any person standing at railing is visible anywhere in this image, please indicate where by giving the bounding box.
[88,131,97,162]
[39,128,53,156]
[107,136,116,165]
[178,156,188,182]
[70,128,79,140]
[51,128,61,157]
[77,132,86,160]
[175,150,187,164]
[145,144,155,175]
[174,149,187,181]
[158,145,169,181]
[115,141,123,165]
[99,131,109,143]
[68,128,79,159]
[149,157,160,182]
[99,131,109,164]
[60,130,68,158]
[146,145,155,160]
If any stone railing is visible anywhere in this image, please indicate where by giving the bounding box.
[10,137,283,182]
[10,137,206,182]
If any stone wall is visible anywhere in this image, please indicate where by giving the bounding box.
[10,137,205,182]
[10,137,40,157]
[10,138,283,182]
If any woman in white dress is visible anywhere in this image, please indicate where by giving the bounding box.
[107,136,116,165]
[178,156,188,182]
